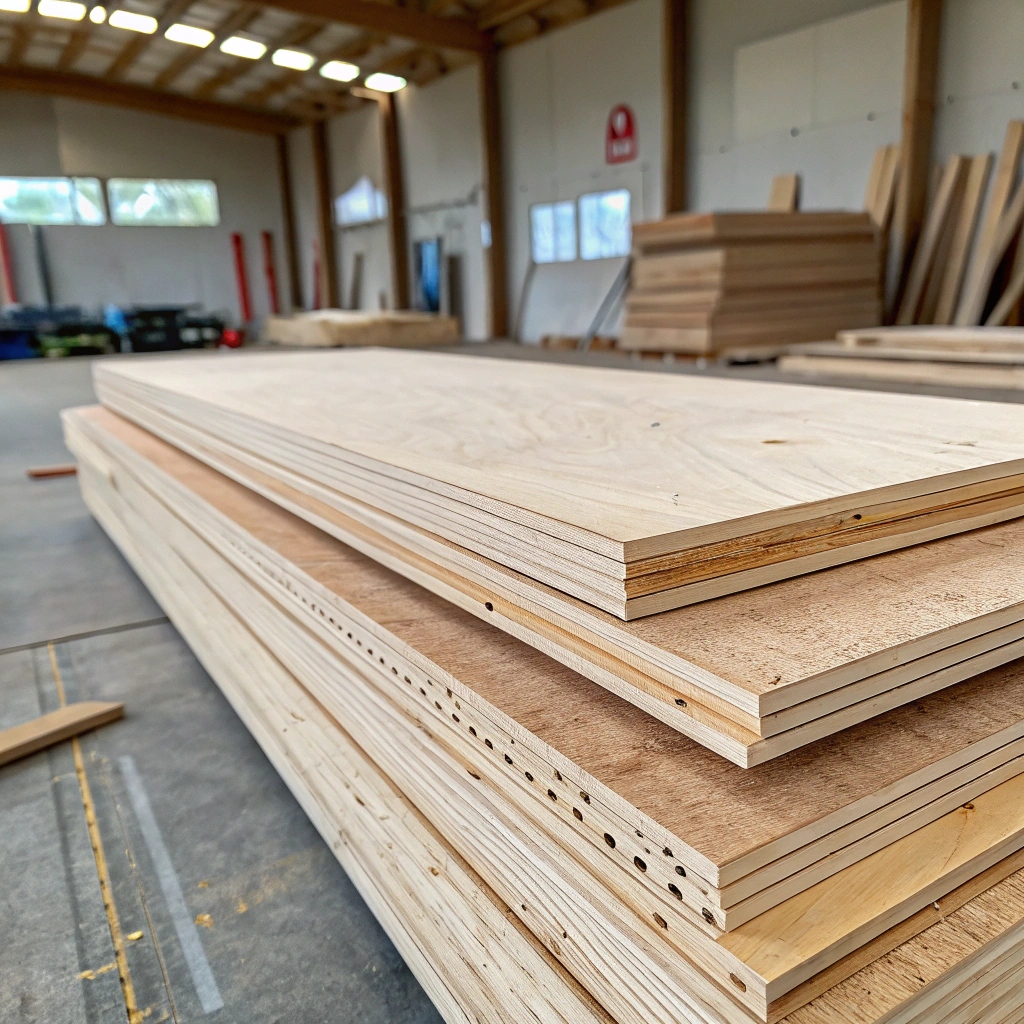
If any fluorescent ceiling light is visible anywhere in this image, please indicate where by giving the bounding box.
[319,59,359,82]
[364,72,406,93]
[88,3,106,21]
[0,0,31,12]
[220,35,266,59]
[108,9,157,32]
[38,0,86,20]
[272,47,314,70]
[165,23,213,47]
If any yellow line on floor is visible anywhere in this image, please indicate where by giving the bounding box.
[48,642,144,1024]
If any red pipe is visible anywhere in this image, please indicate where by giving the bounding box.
[261,230,280,314]
[231,232,252,323]
[0,223,17,304]
[312,239,322,311]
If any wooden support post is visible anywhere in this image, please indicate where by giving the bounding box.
[379,92,410,311]
[311,119,340,309]
[891,0,943,315]
[663,0,688,213]
[276,133,302,311]
[480,48,509,338]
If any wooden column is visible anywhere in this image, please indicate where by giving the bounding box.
[379,92,410,310]
[663,0,688,214]
[891,0,943,311]
[276,133,302,311]
[311,118,340,309]
[479,47,509,338]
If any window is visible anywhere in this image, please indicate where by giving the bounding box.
[530,201,576,264]
[0,177,106,225]
[335,176,387,226]
[107,179,219,226]
[579,188,631,260]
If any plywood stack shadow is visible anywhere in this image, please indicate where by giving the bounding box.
[66,400,1024,1024]
[620,211,883,354]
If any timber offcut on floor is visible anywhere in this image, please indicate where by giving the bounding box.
[29,342,1024,1024]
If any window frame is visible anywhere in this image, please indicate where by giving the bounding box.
[0,176,107,226]
[577,187,632,261]
[106,178,220,228]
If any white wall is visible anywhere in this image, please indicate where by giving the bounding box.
[934,0,1024,161]
[501,0,665,341]
[0,92,287,325]
[690,0,905,211]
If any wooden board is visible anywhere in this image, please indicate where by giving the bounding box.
[956,121,1024,326]
[934,154,993,324]
[838,325,1024,352]
[261,310,461,348]
[768,175,800,213]
[94,349,1024,621]
[632,212,876,254]
[0,701,123,767]
[780,351,1024,391]
[74,400,1024,770]
[70,409,1024,1024]
[896,155,968,325]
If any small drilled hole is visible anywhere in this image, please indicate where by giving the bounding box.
[505,755,513,765]
[525,771,534,781]
[675,865,686,877]
[604,833,616,849]
[729,974,747,992]
[485,601,494,611]
[634,857,647,872]
[485,739,493,749]
[668,883,682,899]
[452,714,460,723]
[702,909,715,925]
[663,847,673,857]
[403,676,411,684]
[434,701,442,711]
[572,808,583,821]
[581,792,591,804]
[653,913,667,929]
[554,769,562,781]
[419,688,427,697]
[467,770,480,780]
[469,726,477,737]
[674,698,687,707]
[547,789,557,801]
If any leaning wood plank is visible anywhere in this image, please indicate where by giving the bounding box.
[864,147,887,216]
[0,702,124,767]
[26,463,77,479]
[934,154,993,324]
[73,412,1024,1024]
[896,155,968,324]
[779,352,1024,391]
[956,175,1024,326]
[986,246,1024,325]
[956,120,1024,325]
[768,175,800,212]
[838,325,1024,351]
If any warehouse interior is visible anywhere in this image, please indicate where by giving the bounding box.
[7,0,1024,1022]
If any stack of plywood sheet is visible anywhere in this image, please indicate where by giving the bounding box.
[779,326,1024,391]
[67,347,1024,1024]
[89,350,1024,765]
[620,212,882,354]
[262,309,460,348]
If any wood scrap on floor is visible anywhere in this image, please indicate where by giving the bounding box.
[0,701,124,768]
[26,463,78,479]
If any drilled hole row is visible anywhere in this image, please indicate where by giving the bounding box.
[244,549,717,929]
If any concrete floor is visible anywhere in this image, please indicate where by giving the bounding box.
[2,346,1021,1024]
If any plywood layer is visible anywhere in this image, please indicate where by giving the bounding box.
[69,405,1024,1024]
[82,388,1024,766]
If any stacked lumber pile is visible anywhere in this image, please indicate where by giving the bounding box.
[67,347,1024,1024]
[262,309,460,348]
[620,212,883,354]
[779,326,1024,390]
